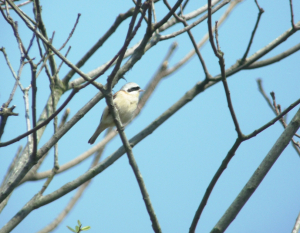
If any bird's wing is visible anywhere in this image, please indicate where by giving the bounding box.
[100,105,110,121]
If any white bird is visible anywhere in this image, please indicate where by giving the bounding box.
[88,82,144,144]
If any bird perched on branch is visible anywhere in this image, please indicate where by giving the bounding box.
[88,82,144,144]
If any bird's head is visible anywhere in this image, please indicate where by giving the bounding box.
[121,82,144,96]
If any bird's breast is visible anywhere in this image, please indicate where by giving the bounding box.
[114,93,138,124]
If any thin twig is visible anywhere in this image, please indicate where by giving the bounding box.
[208,5,243,137]
[254,0,263,11]
[256,80,300,155]
[289,0,300,30]
[240,3,264,63]
[58,13,81,51]
[7,0,103,91]
[207,0,219,57]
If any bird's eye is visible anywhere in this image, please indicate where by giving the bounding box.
[127,86,140,92]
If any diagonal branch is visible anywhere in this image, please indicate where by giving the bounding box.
[189,138,242,233]
[245,43,300,69]
[189,95,300,232]
[240,2,264,63]
[159,0,229,41]
[154,0,184,30]
[211,108,300,233]
[58,13,81,51]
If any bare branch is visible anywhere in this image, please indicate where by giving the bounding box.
[207,0,219,57]
[158,0,222,32]
[159,0,229,41]
[67,0,231,89]
[58,13,81,51]
[289,0,300,30]
[154,0,184,30]
[240,2,264,63]
[256,79,300,155]
[245,97,300,140]
[207,2,243,138]
[245,43,300,69]
[189,138,242,233]
[213,20,300,80]
[211,108,300,233]
[254,0,263,11]
[30,62,38,159]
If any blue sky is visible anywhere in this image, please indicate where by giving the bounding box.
[1,0,300,232]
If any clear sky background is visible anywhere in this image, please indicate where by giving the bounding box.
[1,0,300,232]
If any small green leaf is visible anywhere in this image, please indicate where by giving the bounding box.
[77,220,81,226]
[81,226,91,231]
[75,225,79,232]
[67,226,76,232]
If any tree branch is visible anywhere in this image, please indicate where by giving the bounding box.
[211,107,300,233]
[245,43,300,69]
[240,2,264,63]
[159,0,229,41]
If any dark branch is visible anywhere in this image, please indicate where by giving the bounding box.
[240,3,264,63]
[289,0,300,30]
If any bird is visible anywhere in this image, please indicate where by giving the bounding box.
[88,82,144,144]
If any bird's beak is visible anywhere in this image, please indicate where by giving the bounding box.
[139,89,145,92]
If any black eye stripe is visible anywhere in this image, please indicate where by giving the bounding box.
[127,86,140,92]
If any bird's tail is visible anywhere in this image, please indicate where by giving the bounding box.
[88,124,106,144]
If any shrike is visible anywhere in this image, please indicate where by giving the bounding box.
[88,82,144,144]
